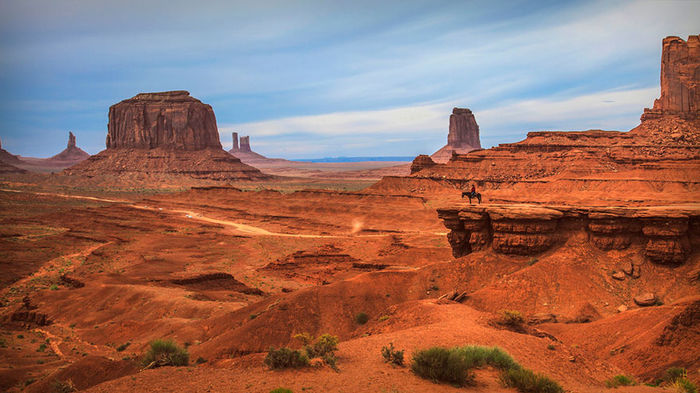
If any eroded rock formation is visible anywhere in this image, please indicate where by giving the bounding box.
[642,35,700,121]
[410,154,437,174]
[49,131,90,162]
[106,91,221,150]
[430,107,482,163]
[437,204,698,264]
[66,91,270,181]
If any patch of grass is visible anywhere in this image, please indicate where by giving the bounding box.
[411,347,472,386]
[51,379,76,393]
[269,389,293,393]
[378,315,390,322]
[355,312,369,325]
[500,368,564,393]
[142,339,189,368]
[195,356,207,365]
[264,347,309,369]
[116,342,130,352]
[381,342,405,366]
[49,284,59,291]
[547,344,556,350]
[411,345,561,392]
[37,343,47,352]
[527,258,539,266]
[605,375,637,388]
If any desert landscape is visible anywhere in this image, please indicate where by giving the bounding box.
[0,3,699,393]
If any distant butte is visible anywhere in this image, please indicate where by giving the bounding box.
[66,91,270,181]
[430,107,482,163]
[48,132,90,163]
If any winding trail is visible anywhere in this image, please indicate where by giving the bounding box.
[1,188,447,238]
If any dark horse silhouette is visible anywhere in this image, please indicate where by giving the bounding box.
[461,191,481,204]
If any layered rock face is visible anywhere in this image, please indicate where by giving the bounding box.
[431,107,482,163]
[642,35,700,121]
[448,108,481,148]
[66,91,269,181]
[437,204,698,264]
[106,91,221,150]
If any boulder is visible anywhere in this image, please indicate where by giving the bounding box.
[634,293,658,307]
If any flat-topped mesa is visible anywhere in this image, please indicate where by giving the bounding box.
[448,107,481,148]
[105,90,222,150]
[642,35,700,121]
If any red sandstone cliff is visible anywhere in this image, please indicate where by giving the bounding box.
[642,35,700,120]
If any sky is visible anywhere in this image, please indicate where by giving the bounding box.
[0,0,698,159]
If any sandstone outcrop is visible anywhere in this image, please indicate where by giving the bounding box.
[642,35,700,121]
[106,91,221,150]
[410,154,437,174]
[430,107,482,163]
[437,203,699,264]
[65,91,270,181]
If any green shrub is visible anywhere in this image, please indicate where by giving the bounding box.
[666,367,688,383]
[142,339,189,368]
[294,333,338,358]
[116,342,130,352]
[37,343,47,352]
[195,356,207,365]
[672,378,698,393]
[500,367,564,393]
[264,347,309,369]
[454,346,521,371]
[269,389,293,393]
[355,312,369,325]
[605,374,636,387]
[411,347,473,386]
[381,342,405,366]
[49,284,59,291]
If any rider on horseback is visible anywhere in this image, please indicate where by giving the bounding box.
[461,184,482,204]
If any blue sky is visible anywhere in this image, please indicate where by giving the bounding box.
[0,0,698,159]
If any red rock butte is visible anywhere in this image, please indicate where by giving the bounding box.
[66,91,270,181]
[431,107,482,163]
[106,91,221,151]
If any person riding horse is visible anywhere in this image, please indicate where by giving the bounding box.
[461,184,482,204]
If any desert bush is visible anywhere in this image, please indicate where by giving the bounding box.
[269,388,293,393]
[381,342,405,366]
[142,339,189,368]
[51,379,76,393]
[294,333,338,358]
[497,310,525,327]
[411,347,473,386]
[672,378,698,393]
[264,347,309,369]
[355,312,369,325]
[605,374,636,387]
[116,342,130,352]
[454,345,521,371]
[667,367,688,383]
[500,368,564,393]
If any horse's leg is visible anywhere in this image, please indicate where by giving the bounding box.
[468,195,472,204]
[478,193,481,204]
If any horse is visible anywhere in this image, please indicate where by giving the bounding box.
[461,191,481,204]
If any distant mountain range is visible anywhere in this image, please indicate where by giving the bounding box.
[292,156,414,163]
